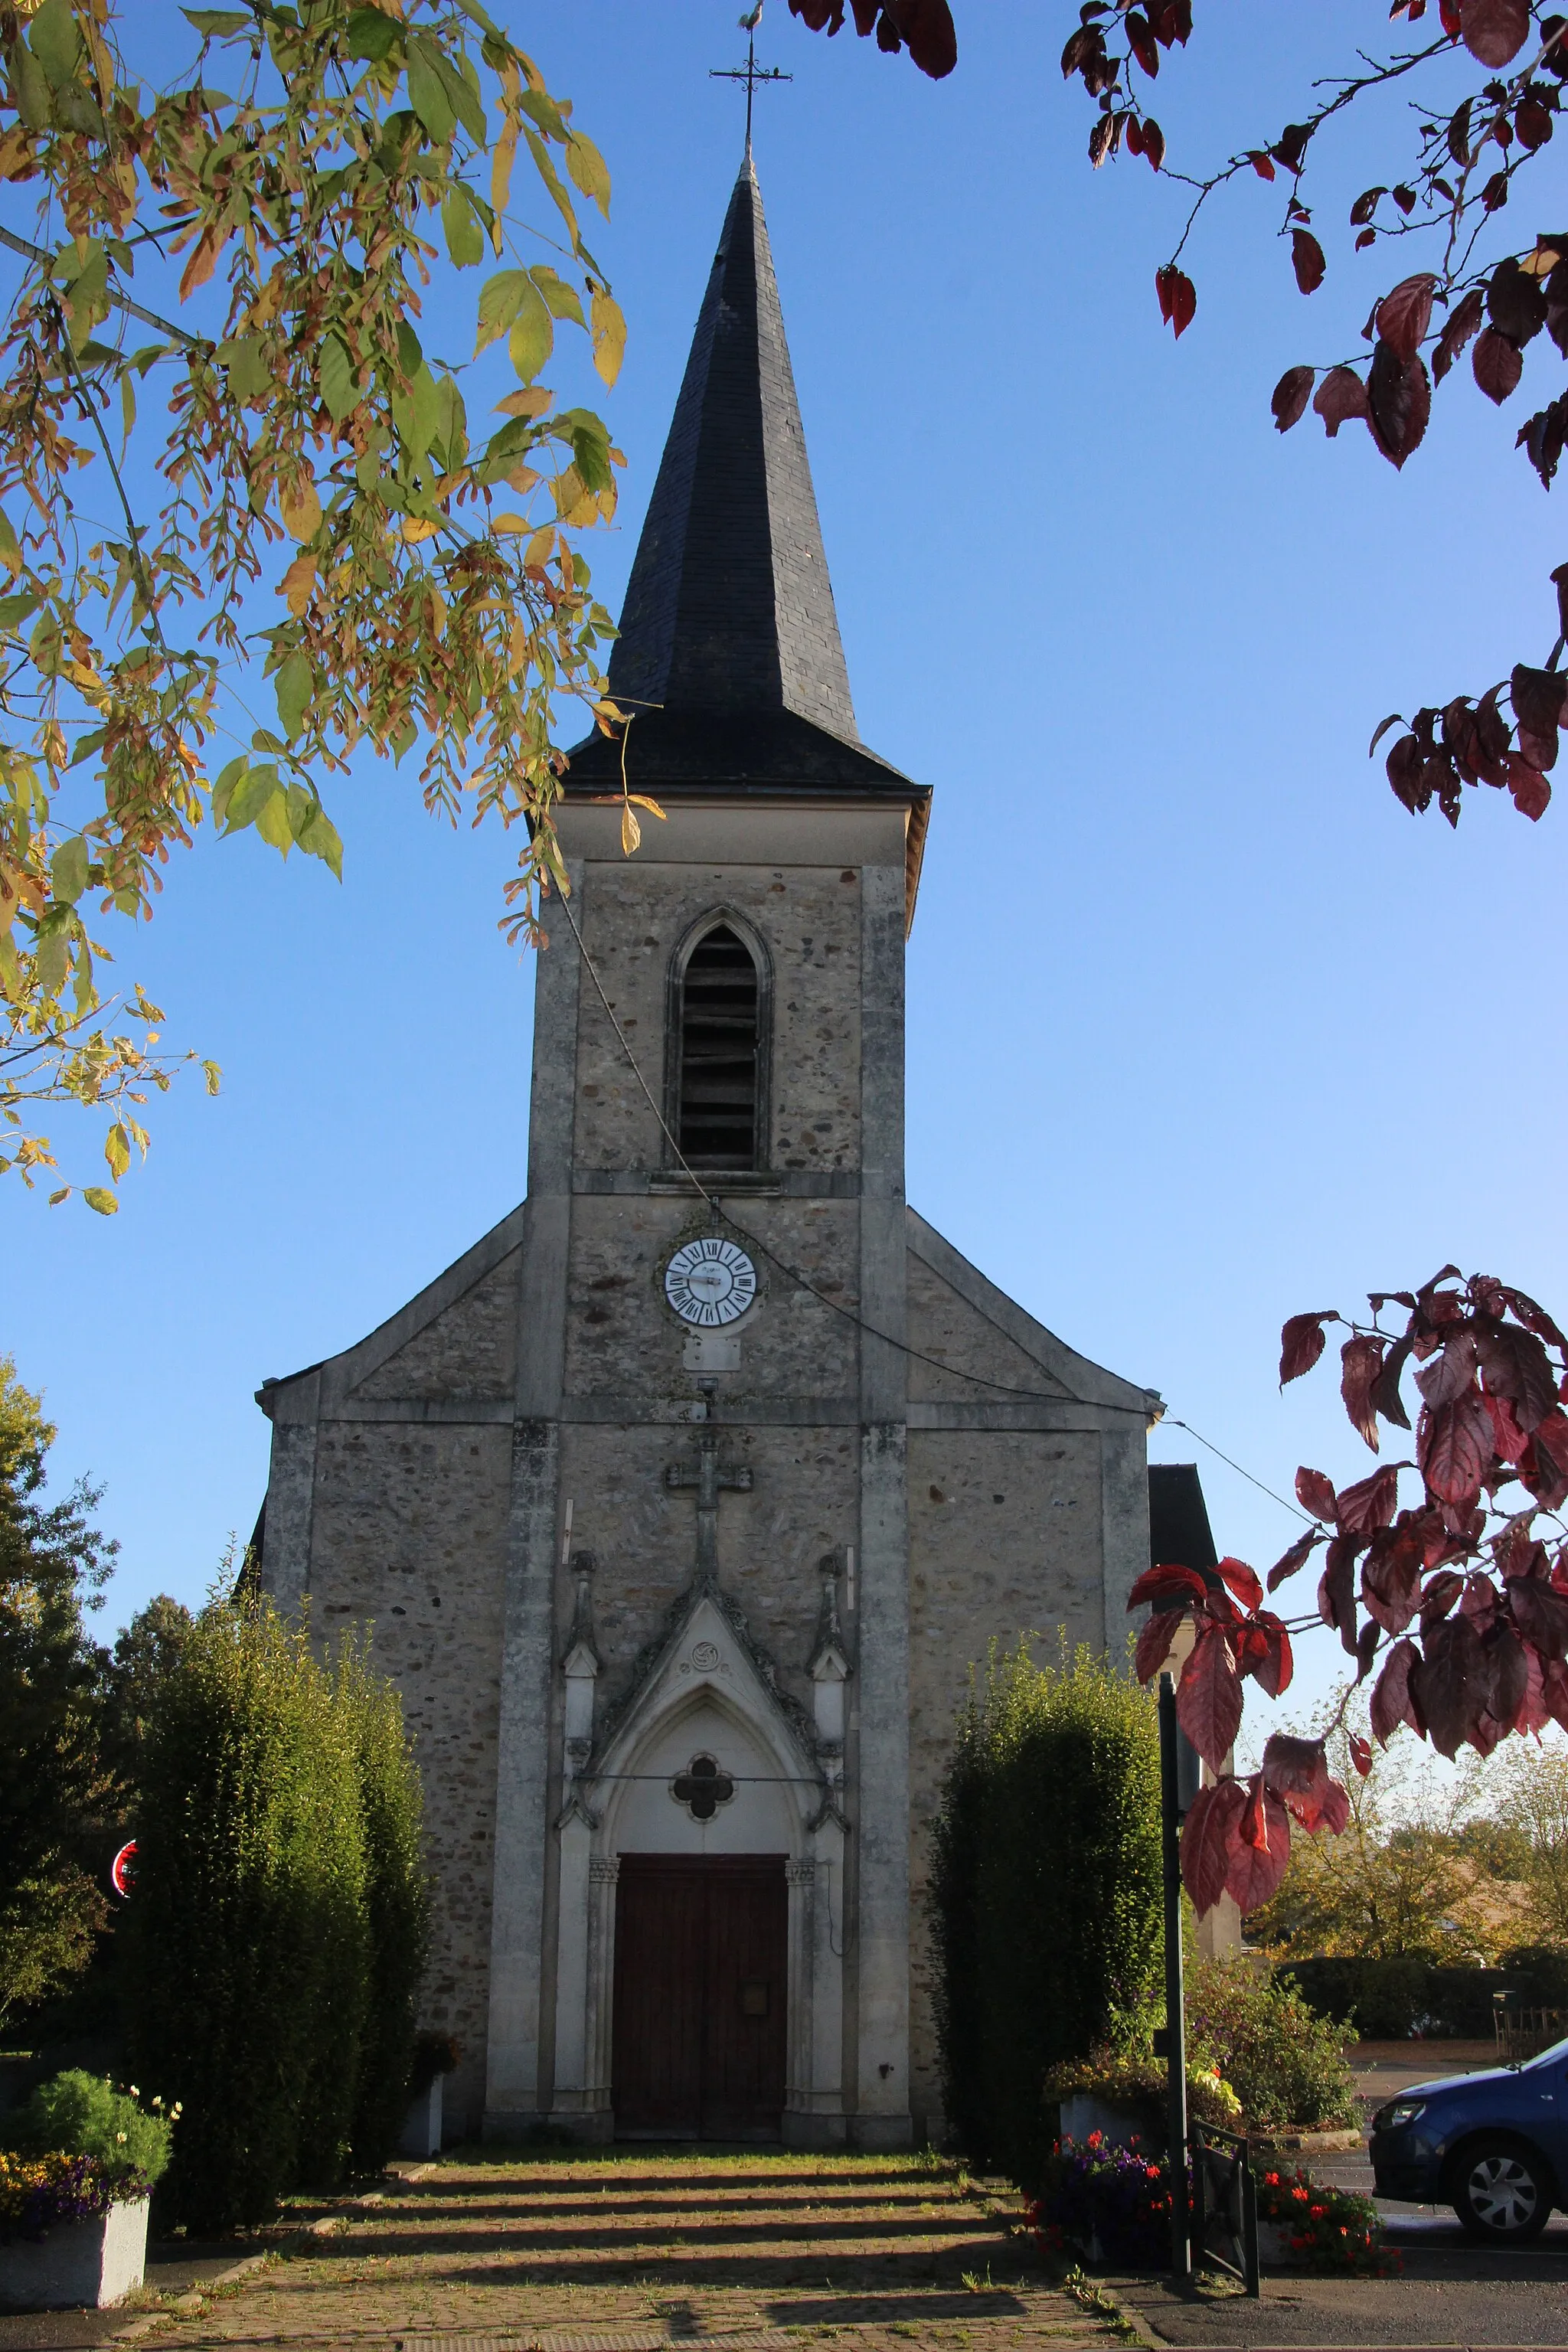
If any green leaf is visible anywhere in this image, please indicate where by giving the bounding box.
[565,130,612,220]
[442,185,484,269]
[561,409,613,496]
[296,801,344,880]
[211,754,247,825]
[224,762,280,831]
[34,928,68,998]
[83,1187,119,1217]
[396,319,424,379]
[434,373,468,470]
[0,590,40,633]
[405,35,456,142]
[296,804,345,884]
[345,5,402,61]
[217,335,270,402]
[50,835,89,906]
[318,333,360,422]
[253,787,294,854]
[518,88,567,141]
[105,1122,130,1179]
[181,8,251,34]
[275,650,312,740]
[11,41,51,129]
[508,278,554,385]
[390,360,441,460]
[434,43,486,145]
[0,508,20,580]
[475,267,527,354]
[30,0,83,92]
[530,266,585,328]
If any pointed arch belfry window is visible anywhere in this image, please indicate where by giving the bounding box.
[670,918,768,1171]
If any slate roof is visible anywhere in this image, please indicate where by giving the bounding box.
[1147,1463,1220,1573]
[564,155,927,841]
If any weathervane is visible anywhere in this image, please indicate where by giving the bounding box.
[710,2,792,152]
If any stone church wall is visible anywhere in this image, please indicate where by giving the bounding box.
[307,1416,512,2135]
[902,1235,1116,2133]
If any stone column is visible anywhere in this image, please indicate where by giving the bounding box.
[584,1855,619,2122]
[484,861,583,2134]
[853,855,912,2148]
[550,1801,595,2121]
[782,1856,816,2141]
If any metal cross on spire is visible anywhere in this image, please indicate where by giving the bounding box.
[710,4,792,152]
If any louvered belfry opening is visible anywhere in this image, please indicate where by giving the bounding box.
[678,925,760,1169]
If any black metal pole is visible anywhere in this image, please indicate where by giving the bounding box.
[1160,1671,1192,2285]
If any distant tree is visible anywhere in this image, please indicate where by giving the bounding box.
[1496,1740,1568,1944]
[0,0,627,1204]
[0,1351,115,2029]
[1246,1700,1498,1962]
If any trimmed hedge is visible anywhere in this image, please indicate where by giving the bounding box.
[124,1599,426,2230]
[343,1638,429,2176]
[929,1642,1163,2188]
[1284,1949,1568,2039]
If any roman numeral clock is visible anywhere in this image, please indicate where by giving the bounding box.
[664,1237,757,1329]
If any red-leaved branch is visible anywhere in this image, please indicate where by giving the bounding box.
[1132,1269,1568,1916]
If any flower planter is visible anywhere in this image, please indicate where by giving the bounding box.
[399,2073,443,2159]
[1058,2093,1163,2153]
[0,2197,148,2311]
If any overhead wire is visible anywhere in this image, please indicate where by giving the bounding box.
[550,878,1312,1525]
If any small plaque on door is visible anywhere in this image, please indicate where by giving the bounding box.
[740,1978,769,2017]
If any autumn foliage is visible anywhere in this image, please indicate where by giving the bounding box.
[1132,1271,1568,1916]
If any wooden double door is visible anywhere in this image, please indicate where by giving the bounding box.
[612,1854,788,2139]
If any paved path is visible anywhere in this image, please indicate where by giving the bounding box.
[90,2154,1116,2352]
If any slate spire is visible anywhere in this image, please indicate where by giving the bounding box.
[606,155,858,741]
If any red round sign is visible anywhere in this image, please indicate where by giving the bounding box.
[110,1841,138,1898]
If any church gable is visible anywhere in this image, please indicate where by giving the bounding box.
[351,1251,521,1403]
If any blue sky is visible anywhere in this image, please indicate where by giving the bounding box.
[8,3,1566,1748]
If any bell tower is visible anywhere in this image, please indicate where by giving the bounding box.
[483,152,930,2147]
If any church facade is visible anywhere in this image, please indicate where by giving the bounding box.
[256,158,1162,2148]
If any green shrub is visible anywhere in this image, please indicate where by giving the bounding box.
[1186,1960,1357,2131]
[124,1597,369,2230]
[1282,1951,1568,2039]
[3,2070,175,2185]
[929,1641,1163,2189]
[1042,2045,1243,2137]
[341,1638,429,2175]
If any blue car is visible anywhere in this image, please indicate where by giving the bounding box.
[1370,2037,1568,2243]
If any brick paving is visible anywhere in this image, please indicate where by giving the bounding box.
[152,2153,1115,2352]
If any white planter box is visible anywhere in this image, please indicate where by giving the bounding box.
[0,2195,149,2311]
[399,2073,443,2158]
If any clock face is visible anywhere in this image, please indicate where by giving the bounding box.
[664,1237,758,1328]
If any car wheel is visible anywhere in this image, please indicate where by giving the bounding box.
[1450,2139,1553,2243]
